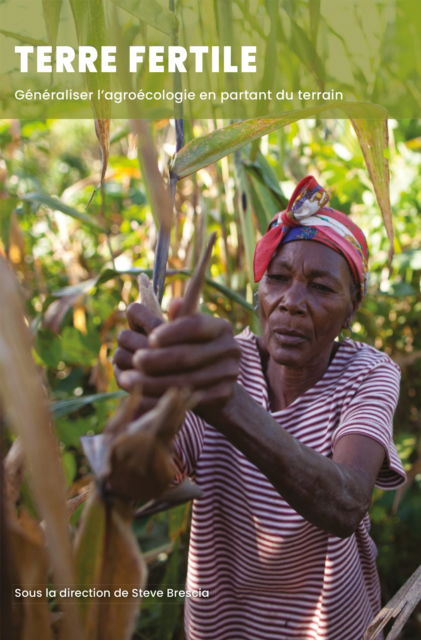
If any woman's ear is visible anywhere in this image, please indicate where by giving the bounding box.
[342,315,353,331]
[343,288,358,331]
[348,281,360,319]
[343,298,360,330]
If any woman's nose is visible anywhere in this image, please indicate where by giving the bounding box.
[278,281,307,314]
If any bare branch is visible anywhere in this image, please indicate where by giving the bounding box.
[364,565,421,640]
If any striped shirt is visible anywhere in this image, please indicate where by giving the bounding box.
[173,329,406,640]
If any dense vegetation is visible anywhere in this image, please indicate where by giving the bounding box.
[1,117,420,638]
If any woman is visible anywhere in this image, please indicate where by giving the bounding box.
[114,176,406,640]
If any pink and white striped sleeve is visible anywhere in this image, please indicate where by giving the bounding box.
[171,410,206,481]
[332,359,406,489]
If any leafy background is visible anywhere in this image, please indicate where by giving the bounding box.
[1,116,420,638]
[1,0,420,119]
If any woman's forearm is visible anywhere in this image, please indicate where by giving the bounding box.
[198,383,372,538]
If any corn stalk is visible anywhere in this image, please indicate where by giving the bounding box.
[0,257,190,640]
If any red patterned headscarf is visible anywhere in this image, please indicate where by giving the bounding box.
[253,176,369,298]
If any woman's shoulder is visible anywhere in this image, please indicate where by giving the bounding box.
[234,329,398,368]
[333,338,401,390]
[235,329,400,385]
[235,326,257,345]
[338,337,399,368]
[234,327,263,371]
[234,327,264,364]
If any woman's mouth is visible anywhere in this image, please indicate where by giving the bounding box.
[274,329,308,346]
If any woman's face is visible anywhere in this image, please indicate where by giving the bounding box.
[258,240,357,369]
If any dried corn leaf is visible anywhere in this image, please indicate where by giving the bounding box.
[107,388,194,502]
[73,302,87,334]
[138,274,164,319]
[74,484,146,639]
[74,486,106,636]
[96,502,147,640]
[135,478,202,518]
[95,119,110,184]
[8,211,25,266]
[81,390,142,471]
[67,486,90,516]
[131,119,173,301]
[94,119,111,223]
[177,232,217,316]
[7,510,53,640]
[351,118,395,262]
[0,257,83,640]
[81,435,110,479]
[4,438,25,507]
[43,292,81,334]
[131,119,173,234]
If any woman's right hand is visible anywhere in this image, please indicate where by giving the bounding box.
[113,299,241,421]
[113,302,163,392]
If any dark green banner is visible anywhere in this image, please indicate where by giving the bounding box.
[0,0,419,118]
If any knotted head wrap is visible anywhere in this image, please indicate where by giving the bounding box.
[253,176,369,299]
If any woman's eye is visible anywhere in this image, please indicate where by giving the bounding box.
[267,273,289,282]
[311,282,333,292]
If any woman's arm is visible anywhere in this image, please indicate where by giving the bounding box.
[205,384,385,538]
[114,304,385,538]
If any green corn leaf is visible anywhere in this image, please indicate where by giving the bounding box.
[69,0,110,119]
[69,0,106,46]
[52,278,99,298]
[96,267,152,287]
[172,116,305,179]
[68,0,85,42]
[42,0,63,45]
[22,192,105,231]
[0,29,46,46]
[262,0,280,83]
[289,18,325,88]
[53,266,254,312]
[204,276,255,312]
[214,0,239,97]
[111,0,178,36]
[110,126,131,144]
[351,119,395,261]
[172,103,386,179]
[234,153,257,287]
[52,391,126,419]
[244,168,280,235]
[0,197,18,249]
[51,270,151,298]
[309,0,321,39]
[245,152,288,206]
[99,267,256,311]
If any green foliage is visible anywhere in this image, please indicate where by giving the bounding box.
[23,192,106,230]
[1,117,420,638]
[41,0,63,45]
[111,0,178,36]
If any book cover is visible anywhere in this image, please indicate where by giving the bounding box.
[1,1,420,639]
